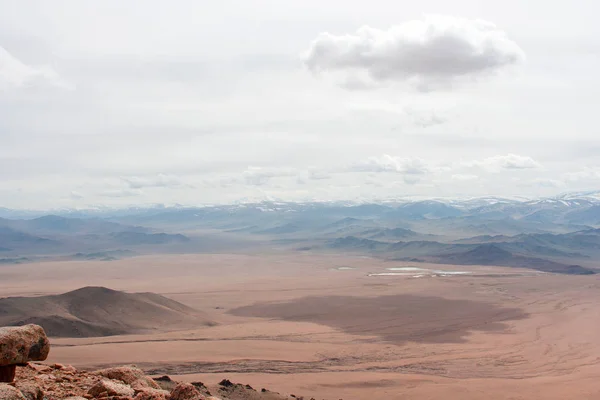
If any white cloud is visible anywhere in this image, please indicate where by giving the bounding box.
[121,174,189,189]
[352,155,429,174]
[562,167,600,182]
[99,189,144,198]
[403,175,422,185]
[69,190,84,200]
[0,46,63,89]
[304,15,525,90]
[308,169,331,180]
[462,154,541,171]
[452,174,479,181]
[241,167,297,186]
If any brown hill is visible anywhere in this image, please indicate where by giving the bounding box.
[0,287,214,338]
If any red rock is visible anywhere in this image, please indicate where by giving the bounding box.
[135,388,170,400]
[169,383,205,400]
[14,382,43,400]
[27,364,52,373]
[0,325,50,366]
[62,365,78,374]
[95,366,159,389]
[0,384,27,400]
[87,379,135,398]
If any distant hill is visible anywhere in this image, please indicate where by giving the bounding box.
[390,201,464,219]
[0,215,148,235]
[0,287,214,337]
[438,244,595,275]
[107,231,190,245]
[257,223,302,235]
[0,215,191,256]
[0,226,58,250]
[365,227,420,240]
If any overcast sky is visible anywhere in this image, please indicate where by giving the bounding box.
[1,0,599,209]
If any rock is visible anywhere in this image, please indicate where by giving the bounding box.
[95,366,160,390]
[169,382,205,400]
[0,384,26,400]
[27,364,52,373]
[14,382,43,400]
[218,379,233,388]
[61,365,77,374]
[0,325,50,365]
[87,379,135,398]
[134,388,170,400]
[62,397,87,400]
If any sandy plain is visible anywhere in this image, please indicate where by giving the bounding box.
[1,252,600,399]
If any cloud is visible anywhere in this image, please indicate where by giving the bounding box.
[531,178,564,187]
[241,167,297,186]
[462,154,541,171]
[0,46,63,88]
[562,167,600,182]
[308,169,331,180]
[121,174,189,189]
[403,175,422,185]
[99,189,144,198]
[296,169,332,184]
[304,15,524,90]
[69,190,84,200]
[452,174,479,181]
[352,155,429,174]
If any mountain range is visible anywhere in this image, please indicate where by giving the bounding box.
[2,192,600,274]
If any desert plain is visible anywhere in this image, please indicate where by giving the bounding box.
[2,252,600,399]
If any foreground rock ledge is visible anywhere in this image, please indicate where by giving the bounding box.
[0,325,50,383]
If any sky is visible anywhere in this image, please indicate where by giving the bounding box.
[0,0,599,209]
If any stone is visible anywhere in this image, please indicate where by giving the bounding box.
[87,379,135,398]
[61,365,78,374]
[27,364,52,373]
[134,388,170,400]
[62,397,87,400]
[168,382,205,400]
[0,384,26,400]
[95,366,160,389]
[14,382,43,400]
[0,325,50,365]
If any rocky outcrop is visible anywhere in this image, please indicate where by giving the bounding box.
[169,383,206,400]
[0,325,50,382]
[95,366,161,390]
[88,379,136,398]
[2,324,300,400]
[0,384,27,400]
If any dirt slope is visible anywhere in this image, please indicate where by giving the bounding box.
[0,286,214,337]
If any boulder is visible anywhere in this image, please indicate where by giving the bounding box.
[0,325,50,383]
[88,379,135,398]
[0,384,26,400]
[0,325,50,365]
[95,366,160,389]
[135,388,170,400]
[169,382,205,400]
[14,382,43,400]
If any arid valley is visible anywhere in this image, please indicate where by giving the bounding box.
[3,252,600,399]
